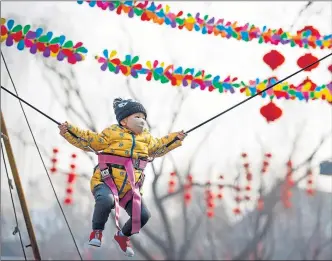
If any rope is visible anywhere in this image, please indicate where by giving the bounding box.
[1,53,83,261]
[1,144,28,261]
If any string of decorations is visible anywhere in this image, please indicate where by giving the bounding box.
[76,0,332,49]
[1,18,88,64]
[95,49,332,110]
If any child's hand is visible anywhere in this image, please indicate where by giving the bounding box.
[176,130,187,141]
[58,122,68,137]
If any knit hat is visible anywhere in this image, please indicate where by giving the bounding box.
[113,98,147,124]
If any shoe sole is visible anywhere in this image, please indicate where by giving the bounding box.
[113,238,134,257]
[89,238,101,247]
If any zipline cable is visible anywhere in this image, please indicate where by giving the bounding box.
[1,144,28,261]
[1,53,83,261]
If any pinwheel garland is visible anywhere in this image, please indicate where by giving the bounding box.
[95,49,332,104]
[77,0,332,49]
[1,18,88,64]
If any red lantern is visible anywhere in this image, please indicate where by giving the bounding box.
[233,207,241,215]
[50,167,57,173]
[257,198,264,211]
[168,187,175,194]
[297,53,319,71]
[328,64,332,73]
[207,201,215,208]
[306,188,315,196]
[246,173,253,181]
[64,197,73,205]
[184,192,191,202]
[168,179,175,186]
[263,50,285,70]
[265,153,272,158]
[235,196,242,203]
[207,210,214,218]
[67,173,76,183]
[260,101,283,123]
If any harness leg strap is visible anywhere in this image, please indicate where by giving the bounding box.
[123,159,141,234]
[99,163,121,232]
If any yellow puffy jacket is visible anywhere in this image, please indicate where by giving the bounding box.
[63,123,182,197]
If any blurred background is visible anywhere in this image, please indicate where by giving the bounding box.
[1,1,331,260]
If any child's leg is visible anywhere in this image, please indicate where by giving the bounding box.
[113,198,150,256]
[89,183,115,246]
[121,198,151,237]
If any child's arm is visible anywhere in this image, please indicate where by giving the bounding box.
[59,122,111,152]
[148,131,186,158]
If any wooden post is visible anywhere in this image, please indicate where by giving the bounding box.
[1,111,42,260]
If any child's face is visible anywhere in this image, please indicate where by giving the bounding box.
[121,113,146,134]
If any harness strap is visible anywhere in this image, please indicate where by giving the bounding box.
[98,154,147,234]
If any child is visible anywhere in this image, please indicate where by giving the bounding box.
[58,98,186,257]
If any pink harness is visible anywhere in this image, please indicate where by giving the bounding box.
[98,154,148,234]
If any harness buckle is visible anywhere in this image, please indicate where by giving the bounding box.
[133,159,140,169]
[100,168,111,179]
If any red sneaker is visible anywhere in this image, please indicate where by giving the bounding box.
[113,231,134,257]
[89,230,102,247]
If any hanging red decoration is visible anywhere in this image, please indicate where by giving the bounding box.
[50,147,59,174]
[67,172,76,183]
[260,100,283,123]
[233,207,241,215]
[242,152,253,205]
[64,197,73,205]
[299,77,317,92]
[297,53,319,71]
[306,168,315,196]
[328,64,332,73]
[64,152,78,205]
[205,188,215,218]
[168,172,177,194]
[263,50,285,70]
[261,152,272,174]
[257,198,264,211]
[184,173,193,205]
[297,26,321,38]
[66,187,73,194]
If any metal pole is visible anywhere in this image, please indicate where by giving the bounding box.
[1,111,42,260]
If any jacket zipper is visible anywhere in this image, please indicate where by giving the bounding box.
[118,133,136,195]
